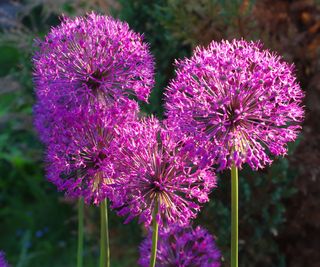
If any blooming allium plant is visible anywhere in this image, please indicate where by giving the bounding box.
[139,225,221,267]
[111,117,216,226]
[0,251,10,267]
[33,12,154,144]
[165,39,304,170]
[45,104,136,205]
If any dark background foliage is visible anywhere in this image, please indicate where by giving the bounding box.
[0,0,319,266]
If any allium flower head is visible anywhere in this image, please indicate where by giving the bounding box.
[112,118,216,226]
[165,39,304,170]
[139,225,221,267]
[33,12,154,144]
[0,251,10,267]
[34,12,154,104]
[46,105,133,204]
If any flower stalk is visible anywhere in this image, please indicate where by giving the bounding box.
[231,164,238,267]
[100,199,110,267]
[149,200,159,267]
[77,197,84,267]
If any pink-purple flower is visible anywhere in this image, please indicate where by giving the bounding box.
[45,105,136,205]
[33,12,154,144]
[165,39,304,170]
[139,225,221,267]
[34,12,154,103]
[111,117,217,226]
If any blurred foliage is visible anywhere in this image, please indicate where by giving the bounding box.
[155,0,257,46]
[0,0,319,267]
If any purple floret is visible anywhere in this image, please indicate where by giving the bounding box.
[111,117,217,226]
[139,225,221,267]
[165,39,304,170]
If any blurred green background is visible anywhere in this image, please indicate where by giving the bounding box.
[0,0,319,266]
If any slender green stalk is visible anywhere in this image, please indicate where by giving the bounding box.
[231,164,238,267]
[149,200,159,267]
[105,199,110,267]
[99,199,110,267]
[77,197,84,267]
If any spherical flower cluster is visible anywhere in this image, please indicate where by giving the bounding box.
[33,12,154,144]
[165,39,304,170]
[111,118,217,226]
[0,251,10,267]
[46,105,134,205]
[139,225,221,267]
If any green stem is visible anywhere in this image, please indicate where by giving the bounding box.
[77,197,84,267]
[149,200,159,267]
[231,164,238,267]
[99,199,110,267]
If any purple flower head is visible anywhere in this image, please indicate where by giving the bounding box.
[33,12,154,144]
[34,12,154,103]
[0,251,10,267]
[46,105,135,204]
[165,39,304,170]
[112,117,217,226]
[139,225,221,267]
